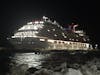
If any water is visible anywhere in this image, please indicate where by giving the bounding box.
[11,53,46,68]
[0,50,100,75]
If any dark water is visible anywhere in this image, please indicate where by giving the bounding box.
[0,50,100,75]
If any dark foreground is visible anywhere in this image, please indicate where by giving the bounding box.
[0,49,100,75]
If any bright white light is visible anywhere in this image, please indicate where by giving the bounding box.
[86,43,89,48]
[40,39,45,41]
[27,25,31,29]
[32,35,37,37]
[40,21,44,23]
[83,38,86,41]
[67,42,70,44]
[76,35,79,37]
[76,39,78,41]
[33,26,38,30]
[62,32,67,38]
[27,22,33,25]
[35,21,39,24]
[53,20,57,24]
[54,34,57,36]
[13,53,45,68]
[47,30,50,32]
[69,39,72,40]
[47,39,54,43]
[43,16,48,20]
[53,29,55,31]
[11,36,15,38]
[18,26,25,30]
[12,31,39,38]
[18,23,44,31]
[64,36,67,38]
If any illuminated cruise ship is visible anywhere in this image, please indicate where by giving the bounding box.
[8,16,94,50]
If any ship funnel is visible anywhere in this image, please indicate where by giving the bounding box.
[68,23,78,32]
[73,24,78,32]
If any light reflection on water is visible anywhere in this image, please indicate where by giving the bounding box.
[7,51,100,75]
[11,52,50,69]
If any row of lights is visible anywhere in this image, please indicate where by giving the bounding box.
[27,21,44,25]
[47,39,89,49]
[47,29,56,32]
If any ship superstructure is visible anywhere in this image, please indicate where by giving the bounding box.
[8,16,93,50]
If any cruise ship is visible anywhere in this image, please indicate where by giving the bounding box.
[8,16,94,51]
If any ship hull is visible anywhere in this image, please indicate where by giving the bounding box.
[9,37,91,51]
[9,37,49,50]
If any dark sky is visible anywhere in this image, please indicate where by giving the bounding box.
[0,0,99,45]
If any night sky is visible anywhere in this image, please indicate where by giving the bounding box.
[0,0,99,47]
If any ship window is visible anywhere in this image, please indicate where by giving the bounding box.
[34,21,39,24]
[32,42,34,44]
[54,34,57,37]
[60,26,63,29]
[87,39,89,41]
[59,41,61,44]
[47,39,54,43]
[54,41,57,43]
[47,30,50,32]
[40,21,44,24]
[83,38,86,41]
[53,29,55,31]
[62,33,67,38]
[27,25,31,29]
[64,36,67,38]
[33,26,38,30]
[69,39,71,40]
[76,35,79,37]
[76,39,78,41]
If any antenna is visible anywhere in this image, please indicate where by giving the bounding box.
[68,23,78,32]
